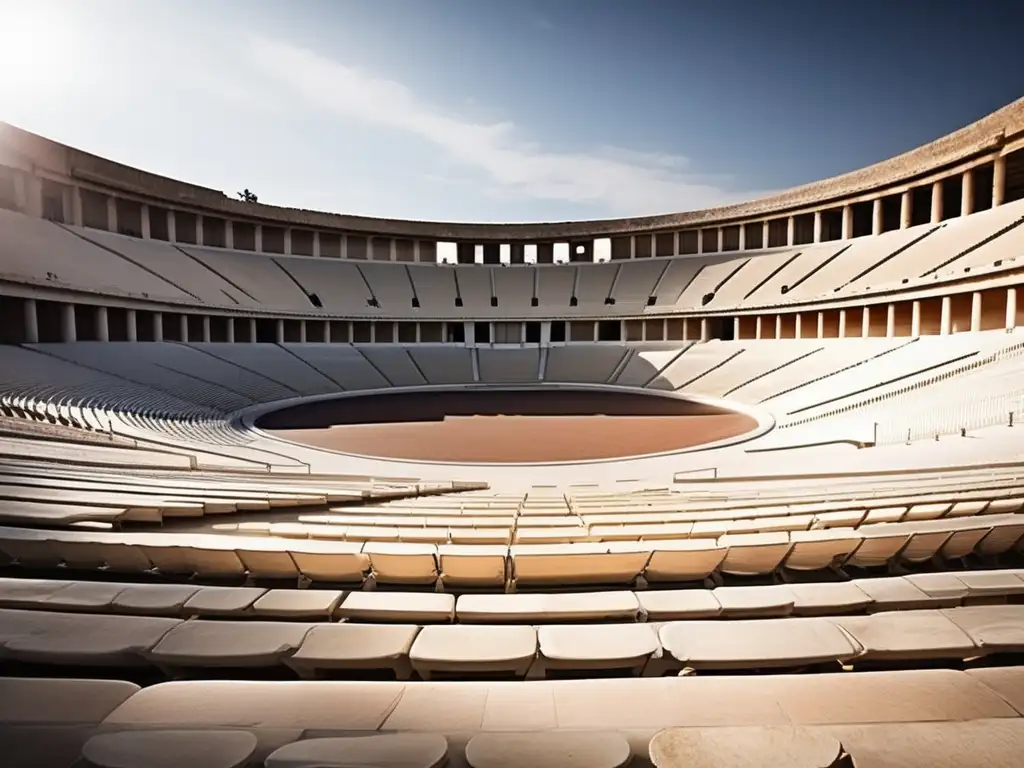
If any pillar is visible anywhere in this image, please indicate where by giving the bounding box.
[971,291,982,333]
[61,304,76,342]
[737,224,746,251]
[762,221,770,249]
[95,307,109,342]
[900,190,912,229]
[886,303,896,338]
[323,320,332,344]
[140,205,151,239]
[202,316,212,343]
[225,221,234,249]
[930,180,943,223]
[249,318,257,343]
[993,155,1007,208]
[71,187,84,226]
[838,309,848,338]
[841,205,853,239]
[1007,287,1017,330]
[255,225,263,253]
[755,316,763,340]
[871,198,883,235]
[732,317,741,339]
[940,295,952,335]
[284,229,293,256]
[299,320,307,343]
[225,318,234,343]
[166,210,177,243]
[179,315,189,343]
[813,211,822,243]
[961,170,974,217]
[106,196,118,233]
[861,306,870,338]
[153,312,163,342]
[23,299,38,344]
[774,315,782,340]
[794,313,803,339]
[126,310,137,342]
[816,312,825,339]
[786,216,795,246]
[195,215,204,246]
[275,319,285,343]
[700,318,709,342]
[911,301,921,337]
[312,231,321,258]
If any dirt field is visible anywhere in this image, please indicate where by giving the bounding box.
[262,389,757,463]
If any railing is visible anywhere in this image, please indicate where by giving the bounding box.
[875,388,1024,444]
[781,333,1024,429]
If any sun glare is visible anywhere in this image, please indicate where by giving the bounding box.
[0,5,82,105]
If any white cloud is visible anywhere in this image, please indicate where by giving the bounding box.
[243,36,754,217]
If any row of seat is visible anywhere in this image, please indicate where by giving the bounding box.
[3,570,1022,623]
[61,722,1024,768]
[6,513,1024,586]
[6,673,1024,767]
[1,603,1021,680]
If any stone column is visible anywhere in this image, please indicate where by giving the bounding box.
[733,317,741,339]
[841,205,853,239]
[195,215,204,246]
[323,320,332,344]
[61,304,77,342]
[249,318,257,343]
[755,316,763,340]
[225,318,235,343]
[971,291,982,333]
[737,224,746,251]
[871,198,883,235]
[817,312,825,339]
[813,211,823,243]
[312,231,321,258]
[179,314,189,343]
[23,299,38,343]
[716,228,723,252]
[900,190,912,229]
[993,155,1007,208]
[167,210,177,242]
[1007,287,1017,330]
[886,303,896,338]
[299,320,307,343]
[225,221,234,249]
[838,309,847,339]
[911,301,921,337]
[940,296,952,335]
[153,312,164,342]
[794,313,803,339]
[95,307,109,342]
[275,319,285,343]
[961,170,974,217]
[255,225,263,253]
[284,228,293,256]
[126,310,137,342]
[930,180,943,223]
[762,220,770,249]
[774,315,782,339]
[72,187,84,226]
[786,216,795,246]
[106,196,118,233]
[700,318,709,342]
[202,316,212,343]
[140,205,151,239]
[861,306,870,338]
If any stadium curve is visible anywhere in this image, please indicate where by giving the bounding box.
[1,96,1024,766]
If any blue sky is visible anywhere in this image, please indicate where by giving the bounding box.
[1,0,1022,223]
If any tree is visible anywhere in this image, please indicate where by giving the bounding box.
[237,189,258,204]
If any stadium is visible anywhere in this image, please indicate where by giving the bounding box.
[1,89,1024,766]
